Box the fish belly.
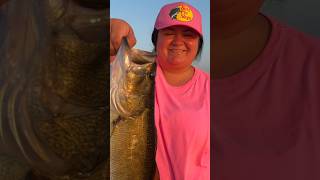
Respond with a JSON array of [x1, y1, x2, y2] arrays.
[[111, 109, 155, 180]]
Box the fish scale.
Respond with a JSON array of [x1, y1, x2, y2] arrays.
[[0, 155, 30, 180]]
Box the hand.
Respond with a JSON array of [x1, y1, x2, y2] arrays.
[[153, 166, 160, 180], [110, 18, 136, 62]]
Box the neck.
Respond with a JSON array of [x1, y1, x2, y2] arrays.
[[161, 66, 195, 86], [213, 14, 271, 79]]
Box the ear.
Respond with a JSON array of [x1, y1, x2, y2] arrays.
[[196, 37, 203, 56]]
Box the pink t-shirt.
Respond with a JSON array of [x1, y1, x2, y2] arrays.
[[213, 15, 320, 180], [155, 65, 210, 180]]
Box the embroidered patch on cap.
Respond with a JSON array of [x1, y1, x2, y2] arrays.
[[169, 4, 193, 22]]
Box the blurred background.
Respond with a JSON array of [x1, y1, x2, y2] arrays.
[[262, 0, 320, 37]]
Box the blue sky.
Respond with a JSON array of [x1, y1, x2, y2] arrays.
[[110, 0, 210, 73]]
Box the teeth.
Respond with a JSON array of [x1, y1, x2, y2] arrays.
[[170, 49, 185, 54]]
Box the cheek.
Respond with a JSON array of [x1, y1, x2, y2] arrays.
[[188, 41, 200, 56], [156, 38, 170, 57], [156, 40, 162, 53]]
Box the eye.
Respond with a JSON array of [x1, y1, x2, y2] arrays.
[[183, 32, 198, 38], [163, 31, 175, 36]]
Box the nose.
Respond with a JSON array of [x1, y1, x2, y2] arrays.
[[172, 33, 184, 45]]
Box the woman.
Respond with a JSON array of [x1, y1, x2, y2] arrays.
[[111, 2, 210, 180], [112, 0, 320, 180]]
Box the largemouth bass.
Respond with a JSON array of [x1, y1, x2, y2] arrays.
[[110, 40, 157, 180], [0, 0, 108, 179]]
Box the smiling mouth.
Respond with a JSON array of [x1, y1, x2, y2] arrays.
[[169, 49, 187, 55]]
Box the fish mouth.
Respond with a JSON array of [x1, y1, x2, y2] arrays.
[[64, 2, 108, 43], [47, 0, 108, 43], [70, 14, 108, 43], [122, 49, 156, 78], [130, 49, 156, 65]]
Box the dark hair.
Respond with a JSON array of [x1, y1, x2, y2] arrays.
[[151, 28, 203, 59]]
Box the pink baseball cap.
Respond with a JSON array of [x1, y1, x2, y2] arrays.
[[154, 2, 203, 36]]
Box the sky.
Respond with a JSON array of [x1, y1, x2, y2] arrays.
[[110, 0, 210, 73]]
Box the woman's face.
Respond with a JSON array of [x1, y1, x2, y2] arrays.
[[156, 25, 200, 72]]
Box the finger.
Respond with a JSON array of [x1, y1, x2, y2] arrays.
[[127, 27, 136, 48], [110, 37, 121, 54], [110, 56, 116, 63], [109, 25, 123, 55], [110, 39, 117, 56]]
